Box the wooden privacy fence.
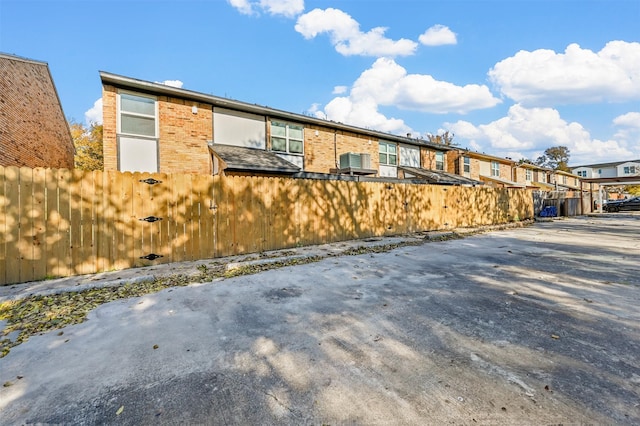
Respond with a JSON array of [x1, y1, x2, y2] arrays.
[[0, 166, 534, 285]]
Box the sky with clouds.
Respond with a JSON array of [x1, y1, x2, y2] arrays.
[[1, 0, 638, 166]]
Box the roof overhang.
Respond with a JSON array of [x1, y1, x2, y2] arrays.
[[400, 166, 483, 186], [479, 175, 525, 188], [210, 144, 301, 174], [100, 71, 454, 151], [580, 176, 640, 185]]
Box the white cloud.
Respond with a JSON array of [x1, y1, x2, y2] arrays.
[[613, 111, 640, 128], [418, 25, 457, 46], [228, 0, 254, 15], [84, 98, 102, 125], [259, 0, 304, 18], [332, 85, 348, 95], [446, 104, 636, 164], [228, 0, 304, 17], [314, 58, 499, 135], [324, 96, 411, 134], [489, 41, 640, 106], [295, 8, 417, 57], [350, 58, 500, 114], [156, 79, 184, 88], [613, 112, 640, 148]]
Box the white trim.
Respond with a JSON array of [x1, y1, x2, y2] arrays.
[[117, 90, 158, 138]]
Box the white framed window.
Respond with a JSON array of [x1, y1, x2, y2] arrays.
[[491, 161, 500, 177], [624, 166, 636, 174], [525, 169, 532, 181], [117, 91, 158, 172], [379, 142, 397, 166], [562, 175, 567, 184], [463, 156, 470, 174], [271, 121, 304, 155], [435, 151, 444, 171], [118, 92, 157, 138]]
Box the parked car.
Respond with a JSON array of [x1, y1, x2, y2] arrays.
[[603, 196, 640, 212]]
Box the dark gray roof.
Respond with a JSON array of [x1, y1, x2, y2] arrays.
[[400, 167, 483, 186], [211, 144, 301, 174], [100, 71, 455, 152], [571, 159, 640, 169]]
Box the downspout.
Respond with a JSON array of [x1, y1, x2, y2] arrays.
[[334, 130, 338, 168]]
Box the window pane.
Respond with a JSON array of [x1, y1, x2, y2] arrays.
[[121, 114, 155, 137], [389, 154, 397, 165], [436, 162, 444, 171], [272, 137, 286, 152], [379, 143, 388, 154], [436, 152, 443, 161], [289, 140, 303, 154], [388, 144, 397, 154], [289, 125, 303, 140], [121, 93, 155, 116], [271, 122, 286, 137], [379, 153, 387, 164]]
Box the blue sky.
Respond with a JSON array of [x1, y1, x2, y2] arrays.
[[1, 0, 639, 166]]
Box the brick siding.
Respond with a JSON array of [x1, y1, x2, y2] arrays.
[[0, 55, 74, 168]]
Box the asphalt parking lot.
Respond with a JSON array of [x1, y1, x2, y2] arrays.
[[1, 214, 639, 425]]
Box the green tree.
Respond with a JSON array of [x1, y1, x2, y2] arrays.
[[427, 131, 456, 146], [71, 121, 103, 170], [535, 146, 570, 171], [625, 185, 640, 196]]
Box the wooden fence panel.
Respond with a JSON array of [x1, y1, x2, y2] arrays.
[[32, 168, 47, 280], [0, 166, 535, 285]]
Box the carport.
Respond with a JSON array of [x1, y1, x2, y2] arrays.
[[580, 176, 640, 212]]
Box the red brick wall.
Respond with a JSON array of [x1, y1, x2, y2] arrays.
[[420, 147, 448, 172], [158, 96, 212, 174], [102, 86, 213, 174], [102, 85, 118, 171], [303, 125, 379, 173], [0, 55, 74, 168]]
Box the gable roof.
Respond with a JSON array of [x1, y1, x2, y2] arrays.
[[211, 144, 301, 174], [100, 71, 452, 152]]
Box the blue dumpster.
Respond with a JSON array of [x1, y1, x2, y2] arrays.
[[539, 206, 557, 217]]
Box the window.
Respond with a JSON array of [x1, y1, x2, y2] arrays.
[[379, 142, 397, 166], [119, 93, 157, 137], [525, 169, 532, 181], [577, 170, 587, 177], [562, 175, 567, 184], [118, 92, 158, 172], [435, 152, 444, 171], [463, 156, 470, 174], [491, 161, 500, 177], [271, 121, 303, 154], [624, 166, 636, 174]]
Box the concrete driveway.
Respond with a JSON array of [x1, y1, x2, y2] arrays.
[[1, 215, 639, 425]]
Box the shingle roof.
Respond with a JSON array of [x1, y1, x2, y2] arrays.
[[479, 175, 526, 188], [211, 144, 301, 174], [400, 166, 483, 186]]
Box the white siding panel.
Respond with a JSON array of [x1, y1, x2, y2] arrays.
[[379, 165, 398, 178], [119, 137, 158, 172], [479, 160, 490, 176], [213, 107, 266, 149], [276, 153, 303, 170], [399, 145, 420, 167]]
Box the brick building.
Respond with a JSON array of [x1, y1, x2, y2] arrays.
[[100, 71, 479, 185], [0, 53, 74, 168]]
